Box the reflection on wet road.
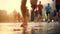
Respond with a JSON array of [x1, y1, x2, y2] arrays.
[[0, 22, 60, 34]]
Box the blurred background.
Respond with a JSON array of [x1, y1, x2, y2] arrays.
[[0, 0, 60, 34]]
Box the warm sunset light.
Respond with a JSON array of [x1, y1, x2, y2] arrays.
[[0, 0, 52, 15], [0, 0, 21, 14], [0, 0, 59, 34]]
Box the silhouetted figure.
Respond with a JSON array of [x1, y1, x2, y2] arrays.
[[56, 0, 60, 19], [53, 9, 58, 21]]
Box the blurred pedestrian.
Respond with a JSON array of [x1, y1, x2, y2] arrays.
[[45, 3, 51, 22], [53, 9, 58, 21], [37, 1, 43, 22]]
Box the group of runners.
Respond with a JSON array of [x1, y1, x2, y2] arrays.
[[32, 1, 58, 22]]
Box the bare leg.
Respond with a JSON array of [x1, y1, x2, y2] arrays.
[[30, 0, 38, 21], [37, 14, 42, 22], [47, 14, 50, 22], [21, 0, 27, 34], [21, 0, 38, 34]]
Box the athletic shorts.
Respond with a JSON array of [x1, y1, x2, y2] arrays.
[[38, 11, 42, 16], [46, 12, 50, 16], [34, 11, 38, 17], [53, 11, 57, 17]]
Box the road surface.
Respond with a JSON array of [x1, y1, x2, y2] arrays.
[[0, 22, 60, 34]]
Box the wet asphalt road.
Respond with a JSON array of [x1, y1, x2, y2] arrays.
[[0, 22, 60, 34]]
